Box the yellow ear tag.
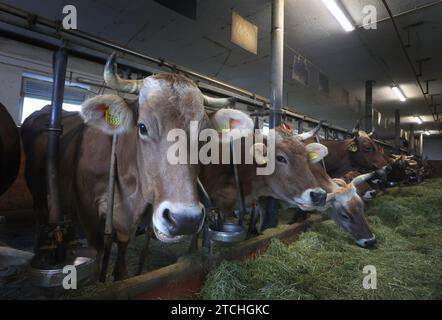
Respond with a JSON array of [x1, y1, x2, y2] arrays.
[[348, 142, 358, 153], [309, 152, 318, 162], [105, 109, 121, 127]]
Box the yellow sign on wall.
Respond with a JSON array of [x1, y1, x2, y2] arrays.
[[231, 11, 258, 55]]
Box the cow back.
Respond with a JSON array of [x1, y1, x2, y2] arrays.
[[0, 103, 20, 196]]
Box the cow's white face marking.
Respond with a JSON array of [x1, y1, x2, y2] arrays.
[[293, 188, 324, 210], [356, 235, 376, 248], [139, 77, 200, 104], [152, 201, 205, 243], [362, 189, 376, 201]]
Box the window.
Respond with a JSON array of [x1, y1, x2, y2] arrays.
[[21, 97, 81, 124], [20, 77, 88, 124], [262, 122, 269, 136]]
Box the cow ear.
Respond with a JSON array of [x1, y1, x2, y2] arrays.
[[81, 95, 135, 135], [211, 108, 254, 133], [305, 143, 328, 163], [348, 140, 358, 153]]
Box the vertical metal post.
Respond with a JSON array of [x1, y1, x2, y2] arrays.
[[263, 0, 284, 230], [409, 125, 415, 154], [394, 109, 401, 151], [100, 133, 118, 282], [269, 0, 284, 129], [419, 133, 424, 157], [365, 80, 374, 133], [297, 119, 304, 134], [47, 43, 68, 225]]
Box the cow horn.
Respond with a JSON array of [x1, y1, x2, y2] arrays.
[[203, 95, 237, 108], [251, 143, 268, 165], [358, 130, 370, 139], [368, 129, 375, 137], [408, 160, 418, 166], [104, 52, 143, 94], [350, 172, 376, 187], [297, 120, 324, 141], [325, 179, 352, 204], [351, 121, 360, 136]]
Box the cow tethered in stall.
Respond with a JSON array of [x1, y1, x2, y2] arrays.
[[27, 44, 97, 287], [0, 2, 428, 294]]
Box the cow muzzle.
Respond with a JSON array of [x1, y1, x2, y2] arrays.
[[356, 235, 377, 249], [294, 188, 327, 210], [153, 201, 205, 242]]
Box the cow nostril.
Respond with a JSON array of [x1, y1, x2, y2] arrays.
[[365, 238, 377, 247], [310, 190, 326, 205], [357, 237, 377, 248], [163, 208, 174, 225]]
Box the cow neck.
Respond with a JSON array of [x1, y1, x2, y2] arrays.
[[237, 162, 269, 203], [114, 129, 149, 214], [321, 139, 353, 177]]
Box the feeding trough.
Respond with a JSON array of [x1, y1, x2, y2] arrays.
[[29, 244, 97, 288], [204, 222, 246, 256]]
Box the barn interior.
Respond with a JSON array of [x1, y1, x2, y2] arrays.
[[0, 0, 441, 300]]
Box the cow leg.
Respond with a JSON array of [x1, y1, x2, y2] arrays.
[[113, 240, 129, 281]]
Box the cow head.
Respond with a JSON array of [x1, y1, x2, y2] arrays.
[[326, 177, 374, 248], [268, 129, 329, 209], [347, 130, 388, 171], [210, 110, 329, 208], [80, 53, 234, 243], [323, 167, 389, 248]]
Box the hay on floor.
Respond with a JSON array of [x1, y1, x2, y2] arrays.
[[200, 178, 442, 300]]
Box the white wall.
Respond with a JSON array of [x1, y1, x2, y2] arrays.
[[0, 37, 106, 124], [423, 137, 442, 160]]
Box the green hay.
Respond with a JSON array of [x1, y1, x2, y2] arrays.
[[200, 178, 442, 300]]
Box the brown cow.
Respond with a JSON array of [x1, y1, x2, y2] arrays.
[[21, 53, 235, 280], [0, 103, 20, 197], [200, 110, 329, 215], [313, 130, 389, 178], [341, 171, 378, 201], [305, 164, 381, 248]]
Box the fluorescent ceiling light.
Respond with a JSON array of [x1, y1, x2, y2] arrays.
[[391, 86, 407, 102], [424, 130, 431, 136], [322, 0, 354, 32], [414, 116, 423, 124]]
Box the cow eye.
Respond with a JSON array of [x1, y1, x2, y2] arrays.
[[276, 155, 288, 164], [138, 123, 148, 136]]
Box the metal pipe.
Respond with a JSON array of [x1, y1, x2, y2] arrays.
[[0, 2, 269, 106], [46, 43, 67, 225], [100, 133, 118, 282], [230, 139, 246, 226], [264, 0, 284, 231], [0, 3, 413, 146], [0, 6, 356, 138], [269, 0, 284, 129], [394, 109, 401, 151], [298, 119, 304, 134], [365, 80, 374, 133], [381, 0, 440, 128], [409, 126, 415, 154], [358, 0, 442, 29], [419, 133, 424, 156]]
